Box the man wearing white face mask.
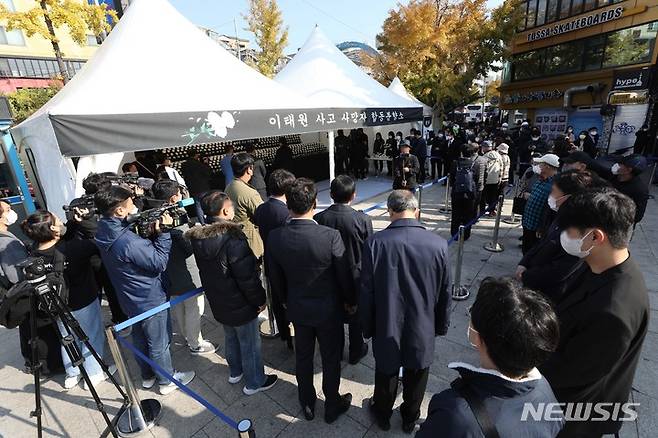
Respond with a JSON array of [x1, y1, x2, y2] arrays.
[[0, 200, 24, 288], [516, 170, 606, 300], [610, 154, 649, 225], [540, 188, 649, 438], [521, 154, 559, 254]]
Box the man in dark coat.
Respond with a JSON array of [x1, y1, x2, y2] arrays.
[[267, 178, 354, 424], [186, 190, 278, 396], [417, 278, 563, 438], [334, 130, 350, 175], [413, 129, 428, 183], [273, 136, 294, 172], [254, 169, 296, 349], [181, 148, 213, 224], [314, 175, 373, 365], [540, 188, 649, 437], [611, 154, 649, 225], [392, 141, 420, 190], [360, 190, 451, 433]]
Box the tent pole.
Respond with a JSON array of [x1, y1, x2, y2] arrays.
[[327, 130, 335, 182]]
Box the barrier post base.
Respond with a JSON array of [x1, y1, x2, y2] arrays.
[[483, 242, 504, 253], [259, 319, 279, 339], [237, 418, 256, 437], [451, 285, 470, 301], [117, 399, 162, 437], [503, 215, 518, 225]]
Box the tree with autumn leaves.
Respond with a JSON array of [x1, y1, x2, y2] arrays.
[[366, 0, 523, 120], [0, 0, 117, 83], [244, 0, 288, 78]]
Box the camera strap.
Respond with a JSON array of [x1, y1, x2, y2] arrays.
[[450, 377, 501, 438]]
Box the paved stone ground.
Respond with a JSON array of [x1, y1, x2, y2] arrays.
[[1, 181, 657, 438]]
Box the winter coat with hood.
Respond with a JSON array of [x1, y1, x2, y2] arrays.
[[185, 218, 265, 327], [95, 216, 171, 317]]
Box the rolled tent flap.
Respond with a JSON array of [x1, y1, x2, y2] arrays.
[[49, 107, 423, 156]]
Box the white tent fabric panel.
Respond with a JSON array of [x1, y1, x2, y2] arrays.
[[275, 27, 421, 109], [387, 77, 433, 116]]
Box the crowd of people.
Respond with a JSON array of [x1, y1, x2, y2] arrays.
[[0, 119, 652, 437]]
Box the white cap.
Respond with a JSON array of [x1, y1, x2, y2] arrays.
[[497, 143, 509, 154], [521, 121, 529, 126], [535, 153, 560, 168], [501, 123, 509, 128]]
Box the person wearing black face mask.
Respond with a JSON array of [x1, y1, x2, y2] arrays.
[[392, 141, 420, 190]]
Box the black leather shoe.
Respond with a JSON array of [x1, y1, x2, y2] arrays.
[[368, 400, 390, 431], [325, 393, 352, 424], [402, 421, 416, 434], [348, 344, 368, 365], [302, 405, 315, 421]]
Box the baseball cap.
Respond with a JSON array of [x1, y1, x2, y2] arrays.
[[501, 123, 509, 129], [535, 153, 560, 168], [561, 151, 592, 165], [521, 121, 529, 127], [497, 143, 509, 154], [620, 154, 648, 173]]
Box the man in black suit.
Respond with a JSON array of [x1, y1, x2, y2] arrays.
[[540, 188, 649, 438], [267, 178, 354, 424], [254, 169, 296, 349], [360, 190, 451, 434], [392, 141, 420, 191], [314, 175, 373, 365]]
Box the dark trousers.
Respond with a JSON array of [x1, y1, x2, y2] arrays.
[[430, 157, 442, 180], [342, 313, 365, 360], [451, 196, 476, 240], [418, 157, 427, 182], [336, 154, 348, 175], [294, 319, 344, 413], [95, 264, 127, 324], [193, 194, 206, 225], [482, 183, 500, 213], [372, 367, 429, 424], [522, 228, 540, 255]]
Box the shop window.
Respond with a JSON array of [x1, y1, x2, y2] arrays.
[[546, 0, 559, 23], [513, 50, 545, 81], [603, 23, 657, 68], [0, 26, 25, 46], [559, 0, 571, 19], [536, 0, 547, 26], [583, 0, 597, 12], [571, 0, 583, 15], [582, 35, 605, 71], [526, 0, 537, 29], [545, 40, 583, 75]]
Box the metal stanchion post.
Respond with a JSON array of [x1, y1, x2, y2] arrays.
[[451, 225, 470, 301], [258, 263, 279, 338], [439, 178, 451, 213], [237, 419, 256, 437], [106, 327, 162, 437], [503, 182, 519, 224], [648, 162, 657, 200], [417, 185, 423, 221], [484, 195, 505, 252]]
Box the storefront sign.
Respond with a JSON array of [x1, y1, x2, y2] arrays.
[[526, 6, 623, 42], [608, 90, 649, 105], [503, 89, 564, 105], [611, 68, 650, 91], [534, 109, 569, 142]]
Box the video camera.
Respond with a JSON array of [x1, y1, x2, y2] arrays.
[[63, 194, 97, 221], [105, 174, 140, 186], [126, 198, 194, 239]]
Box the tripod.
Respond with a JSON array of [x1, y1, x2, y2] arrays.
[[26, 276, 129, 438]]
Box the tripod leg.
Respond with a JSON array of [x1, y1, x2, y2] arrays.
[[28, 293, 43, 438]]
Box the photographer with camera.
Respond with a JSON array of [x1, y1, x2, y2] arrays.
[[21, 210, 115, 390], [67, 173, 128, 329], [151, 180, 216, 355], [94, 185, 195, 395]]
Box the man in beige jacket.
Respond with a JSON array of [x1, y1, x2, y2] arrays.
[[225, 152, 265, 258]]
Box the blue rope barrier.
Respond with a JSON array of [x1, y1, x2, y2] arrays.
[[113, 288, 203, 332], [115, 335, 239, 430]]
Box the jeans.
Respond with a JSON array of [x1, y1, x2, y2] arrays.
[[172, 294, 205, 349], [132, 309, 174, 385], [223, 318, 265, 390], [56, 299, 105, 378], [193, 194, 206, 225]]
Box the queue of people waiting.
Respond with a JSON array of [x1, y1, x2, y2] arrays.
[[0, 136, 651, 437]]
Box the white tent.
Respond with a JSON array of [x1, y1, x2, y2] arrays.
[[275, 27, 422, 112], [9, 0, 361, 216], [388, 77, 433, 117]]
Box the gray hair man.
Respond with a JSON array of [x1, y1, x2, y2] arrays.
[[360, 190, 451, 433]]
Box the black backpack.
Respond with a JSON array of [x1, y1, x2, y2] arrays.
[[454, 161, 476, 197]]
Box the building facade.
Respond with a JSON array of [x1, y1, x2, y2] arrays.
[[0, 0, 102, 93], [499, 0, 658, 154]]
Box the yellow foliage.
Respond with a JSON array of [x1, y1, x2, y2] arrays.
[[368, 0, 523, 115], [244, 0, 288, 78]]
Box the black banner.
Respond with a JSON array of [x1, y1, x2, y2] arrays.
[[611, 68, 650, 92], [50, 107, 423, 157]]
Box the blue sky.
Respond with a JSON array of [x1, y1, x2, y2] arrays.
[[169, 0, 505, 54]]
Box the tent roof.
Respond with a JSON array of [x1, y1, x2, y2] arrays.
[[17, 0, 313, 123], [388, 77, 432, 115], [275, 27, 421, 109]]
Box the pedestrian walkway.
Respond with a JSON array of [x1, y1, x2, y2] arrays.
[[0, 182, 656, 437]]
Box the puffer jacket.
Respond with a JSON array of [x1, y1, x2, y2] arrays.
[[95, 217, 171, 317], [185, 218, 265, 327]]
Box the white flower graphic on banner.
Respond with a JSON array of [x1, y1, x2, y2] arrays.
[[207, 111, 235, 138]]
